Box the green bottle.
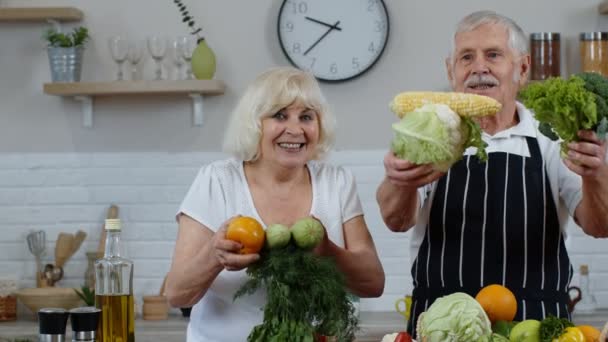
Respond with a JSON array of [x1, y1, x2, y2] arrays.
[[191, 39, 216, 80]]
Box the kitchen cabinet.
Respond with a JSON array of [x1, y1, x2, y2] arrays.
[[43, 80, 227, 128]]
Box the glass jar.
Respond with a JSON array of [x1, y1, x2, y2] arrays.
[[580, 32, 608, 76], [530, 33, 561, 80]]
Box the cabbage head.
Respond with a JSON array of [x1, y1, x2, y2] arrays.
[[391, 104, 487, 172]]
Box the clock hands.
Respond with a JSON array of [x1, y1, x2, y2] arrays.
[[304, 20, 341, 56], [305, 16, 342, 31]]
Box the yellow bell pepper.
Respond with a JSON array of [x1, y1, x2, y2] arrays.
[[552, 327, 586, 342]]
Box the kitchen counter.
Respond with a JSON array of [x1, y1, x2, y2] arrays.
[[0, 311, 605, 341]]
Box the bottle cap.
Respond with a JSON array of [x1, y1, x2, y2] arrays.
[[38, 307, 70, 335], [580, 264, 589, 275], [105, 218, 121, 231], [70, 306, 101, 333]]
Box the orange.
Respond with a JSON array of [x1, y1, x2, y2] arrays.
[[475, 284, 517, 323], [577, 325, 600, 342], [226, 216, 265, 254]]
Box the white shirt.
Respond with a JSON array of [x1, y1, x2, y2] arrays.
[[410, 103, 583, 260], [177, 158, 363, 342]]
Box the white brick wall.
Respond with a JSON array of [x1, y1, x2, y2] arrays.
[[1, 151, 607, 314]]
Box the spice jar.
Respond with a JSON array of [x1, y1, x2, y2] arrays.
[[530, 33, 561, 80], [580, 32, 608, 76]]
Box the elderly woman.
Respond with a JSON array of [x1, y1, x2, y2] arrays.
[[165, 67, 385, 342]]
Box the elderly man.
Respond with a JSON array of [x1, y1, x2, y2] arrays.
[[377, 10, 608, 334]]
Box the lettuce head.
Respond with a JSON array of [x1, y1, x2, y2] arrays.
[[391, 103, 487, 172], [418, 292, 492, 342]]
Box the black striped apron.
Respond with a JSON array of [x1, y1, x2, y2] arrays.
[[408, 136, 573, 335]]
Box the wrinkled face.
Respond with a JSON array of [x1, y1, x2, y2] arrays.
[[447, 23, 529, 106], [258, 102, 320, 168]]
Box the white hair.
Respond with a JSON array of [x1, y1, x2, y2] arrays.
[[448, 10, 528, 64], [222, 67, 336, 162]]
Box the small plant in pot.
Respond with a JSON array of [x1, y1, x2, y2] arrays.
[[43, 26, 90, 82]]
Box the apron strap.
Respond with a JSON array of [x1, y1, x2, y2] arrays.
[[412, 286, 570, 304]]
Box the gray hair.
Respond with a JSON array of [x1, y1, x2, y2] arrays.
[[449, 10, 528, 63], [222, 66, 336, 162]]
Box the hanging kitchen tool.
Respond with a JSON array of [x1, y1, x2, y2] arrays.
[[26, 230, 46, 287], [97, 204, 119, 258]]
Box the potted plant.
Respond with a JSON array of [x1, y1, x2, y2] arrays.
[[43, 26, 90, 82], [172, 0, 216, 79]]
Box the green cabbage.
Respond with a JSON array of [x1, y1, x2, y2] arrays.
[[419, 292, 492, 342], [391, 104, 487, 172]]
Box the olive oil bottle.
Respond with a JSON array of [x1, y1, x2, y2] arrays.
[[95, 218, 135, 342]]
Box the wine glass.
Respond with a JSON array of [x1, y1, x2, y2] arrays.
[[171, 37, 186, 80], [147, 36, 167, 80], [179, 36, 198, 80], [127, 40, 143, 81], [108, 36, 129, 81]]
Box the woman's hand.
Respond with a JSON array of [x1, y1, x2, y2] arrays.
[[564, 130, 607, 179], [212, 217, 260, 271]]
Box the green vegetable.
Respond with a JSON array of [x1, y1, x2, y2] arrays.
[[492, 333, 510, 342], [519, 76, 598, 155], [510, 320, 541, 342], [418, 292, 493, 342], [391, 103, 487, 172], [234, 241, 358, 341], [265, 223, 291, 249], [290, 217, 324, 250], [538, 315, 574, 342], [577, 72, 608, 140], [493, 320, 517, 338]]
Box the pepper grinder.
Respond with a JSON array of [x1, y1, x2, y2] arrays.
[[70, 307, 101, 342], [38, 308, 70, 342]]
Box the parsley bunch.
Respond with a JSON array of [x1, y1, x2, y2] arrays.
[[234, 242, 359, 342]]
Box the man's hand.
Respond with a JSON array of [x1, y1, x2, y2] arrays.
[[564, 130, 607, 179], [384, 151, 445, 188]]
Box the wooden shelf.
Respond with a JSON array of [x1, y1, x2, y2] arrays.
[[600, 1, 608, 14], [43, 80, 227, 128], [43, 80, 226, 96], [0, 7, 83, 22]]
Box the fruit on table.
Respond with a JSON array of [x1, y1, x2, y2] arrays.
[[226, 216, 265, 254], [475, 284, 517, 323], [394, 331, 413, 342], [576, 325, 600, 342], [510, 319, 541, 342], [553, 327, 585, 342]]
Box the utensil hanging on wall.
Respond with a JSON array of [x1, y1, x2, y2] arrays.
[[26, 230, 46, 287]]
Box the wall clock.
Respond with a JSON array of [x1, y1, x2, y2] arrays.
[[277, 0, 390, 82]]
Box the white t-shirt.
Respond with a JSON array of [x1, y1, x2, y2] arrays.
[[178, 158, 364, 342], [410, 102, 583, 259]]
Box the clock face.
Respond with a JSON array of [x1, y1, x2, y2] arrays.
[[277, 0, 389, 82]]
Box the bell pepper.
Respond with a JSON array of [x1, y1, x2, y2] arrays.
[[552, 327, 585, 342]]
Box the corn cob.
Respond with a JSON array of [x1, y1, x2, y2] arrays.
[[390, 91, 502, 118]]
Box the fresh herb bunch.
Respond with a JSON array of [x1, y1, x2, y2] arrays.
[[539, 315, 574, 342], [74, 285, 95, 306], [234, 242, 359, 342], [172, 0, 204, 42], [43, 26, 89, 48]]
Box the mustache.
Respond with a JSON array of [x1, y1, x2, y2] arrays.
[[464, 74, 499, 87]]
